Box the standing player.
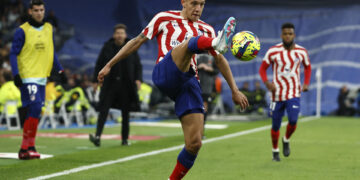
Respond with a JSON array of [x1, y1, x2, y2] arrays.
[[10, 0, 64, 160], [259, 23, 311, 161], [97, 0, 249, 179]]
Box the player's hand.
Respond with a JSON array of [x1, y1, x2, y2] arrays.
[[97, 64, 111, 85], [232, 90, 249, 110], [135, 80, 141, 90], [14, 74, 23, 88], [265, 81, 276, 92], [92, 83, 98, 91], [58, 70, 67, 84], [302, 84, 309, 92]]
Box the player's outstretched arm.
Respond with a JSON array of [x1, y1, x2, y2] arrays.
[[97, 33, 148, 83], [214, 54, 249, 110]]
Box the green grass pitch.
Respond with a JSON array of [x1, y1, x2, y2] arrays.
[[0, 116, 359, 179]]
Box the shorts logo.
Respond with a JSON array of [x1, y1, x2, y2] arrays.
[[292, 105, 299, 109], [30, 95, 36, 101]]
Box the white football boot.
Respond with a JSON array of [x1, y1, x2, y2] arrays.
[[212, 17, 236, 54]]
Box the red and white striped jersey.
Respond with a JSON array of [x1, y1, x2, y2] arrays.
[[263, 43, 311, 101], [141, 10, 217, 76]]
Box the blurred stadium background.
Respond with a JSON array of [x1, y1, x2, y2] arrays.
[[46, 0, 360, 115]]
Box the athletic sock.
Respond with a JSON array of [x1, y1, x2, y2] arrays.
[[21, 117, 31, 150], [187, 36, 214, 53], [285, 124, 297, 140], [271, 129, 280, 149], [169, 148, 197, 180], [27, 117, 39, 148]]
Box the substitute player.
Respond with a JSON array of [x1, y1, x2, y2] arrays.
[[97, 0, 249, 179], [259, 23, 311, 161], [10, 0, 64, 160]]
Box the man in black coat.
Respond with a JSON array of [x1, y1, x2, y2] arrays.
[[89, 24, 142, 146]]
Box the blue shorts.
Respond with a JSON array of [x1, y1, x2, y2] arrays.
[[270, 97, 300, 130], [152, 50, 204, 118], [20, 83, 45, 107]]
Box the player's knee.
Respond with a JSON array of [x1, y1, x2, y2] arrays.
[[187, 36, 203, 54], [288, 120, 297, 126], [271, 126, 280, 132], [186, 139, 202, 154]]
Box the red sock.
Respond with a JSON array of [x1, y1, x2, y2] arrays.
[[169, 160, 189, 180], [285, 124, 297, 139], [21, 118, 31, 150], [27, 117, 39, 148], [271, 129, 280, 149], [197, 36, 214, 50]]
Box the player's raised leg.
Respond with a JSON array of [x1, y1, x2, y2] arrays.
[[169, 113, 204, 180], [171, 17, 236, 72], [283, 98, 300, 157]]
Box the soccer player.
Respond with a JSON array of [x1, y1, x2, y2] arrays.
[[97, 0, 249, 179], [10, 0, 64, 160], [259, 23, 311, 161]]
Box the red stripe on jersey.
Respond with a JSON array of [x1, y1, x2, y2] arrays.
[[202, 26, 213, 37], [274, 63, 283, 101], [294, 52, 301, 93], [288, 51, 295, 70], [280, 51, 286, 72], [291, 76, 296, 98], [165, 11, 181, 16], [192, 56, 199, 80], [281, 76, 290, 100], [296, 53, 302, 93], [176, 19, 187, 42], [143, 28, 149, 37], [165, 22, 175, 51], [271, 63, 275, 101], [198, 24, 206, 36], [156, 31, 164, 64], [188, 21, 198, 36], [146, 16, 177, 40]]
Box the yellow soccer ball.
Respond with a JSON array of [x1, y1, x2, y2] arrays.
[[230, 31, 260, 61]]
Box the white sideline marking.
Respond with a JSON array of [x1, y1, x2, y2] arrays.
[[0, 153, 53, 159], [132, 122, 228, 129], [28, 116, 318, 180]]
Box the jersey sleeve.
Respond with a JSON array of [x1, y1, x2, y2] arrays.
[[9, 28, 25, 76], [53, 53, 63, 72], [141, 12, 166, 40], [302, 49, 311, 85], [302, 49, 311, 67], [262, 49, 272, 65]]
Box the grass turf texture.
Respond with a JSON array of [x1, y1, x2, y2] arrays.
[[0, 117, 359, 179]]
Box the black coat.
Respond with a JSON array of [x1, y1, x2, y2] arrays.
[[93, 38, 142, 111]]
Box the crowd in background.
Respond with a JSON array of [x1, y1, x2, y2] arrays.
[[333, 85, 360, 116], [235, 81, 267, 115]]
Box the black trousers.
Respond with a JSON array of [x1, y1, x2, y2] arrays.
[[95, 107, 129, 141]]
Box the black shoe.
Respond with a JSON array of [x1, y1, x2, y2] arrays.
[[282, 137, 290, 157], [18, 149, 30, 160], [89, 134, 100, 147], [272, 151, 280, 162], [121, 140, 130, 146]]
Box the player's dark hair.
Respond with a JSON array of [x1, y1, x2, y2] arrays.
[[282, 23, 295, 30], [114, 24, 127, 32], [29, 0, 45, 8]]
